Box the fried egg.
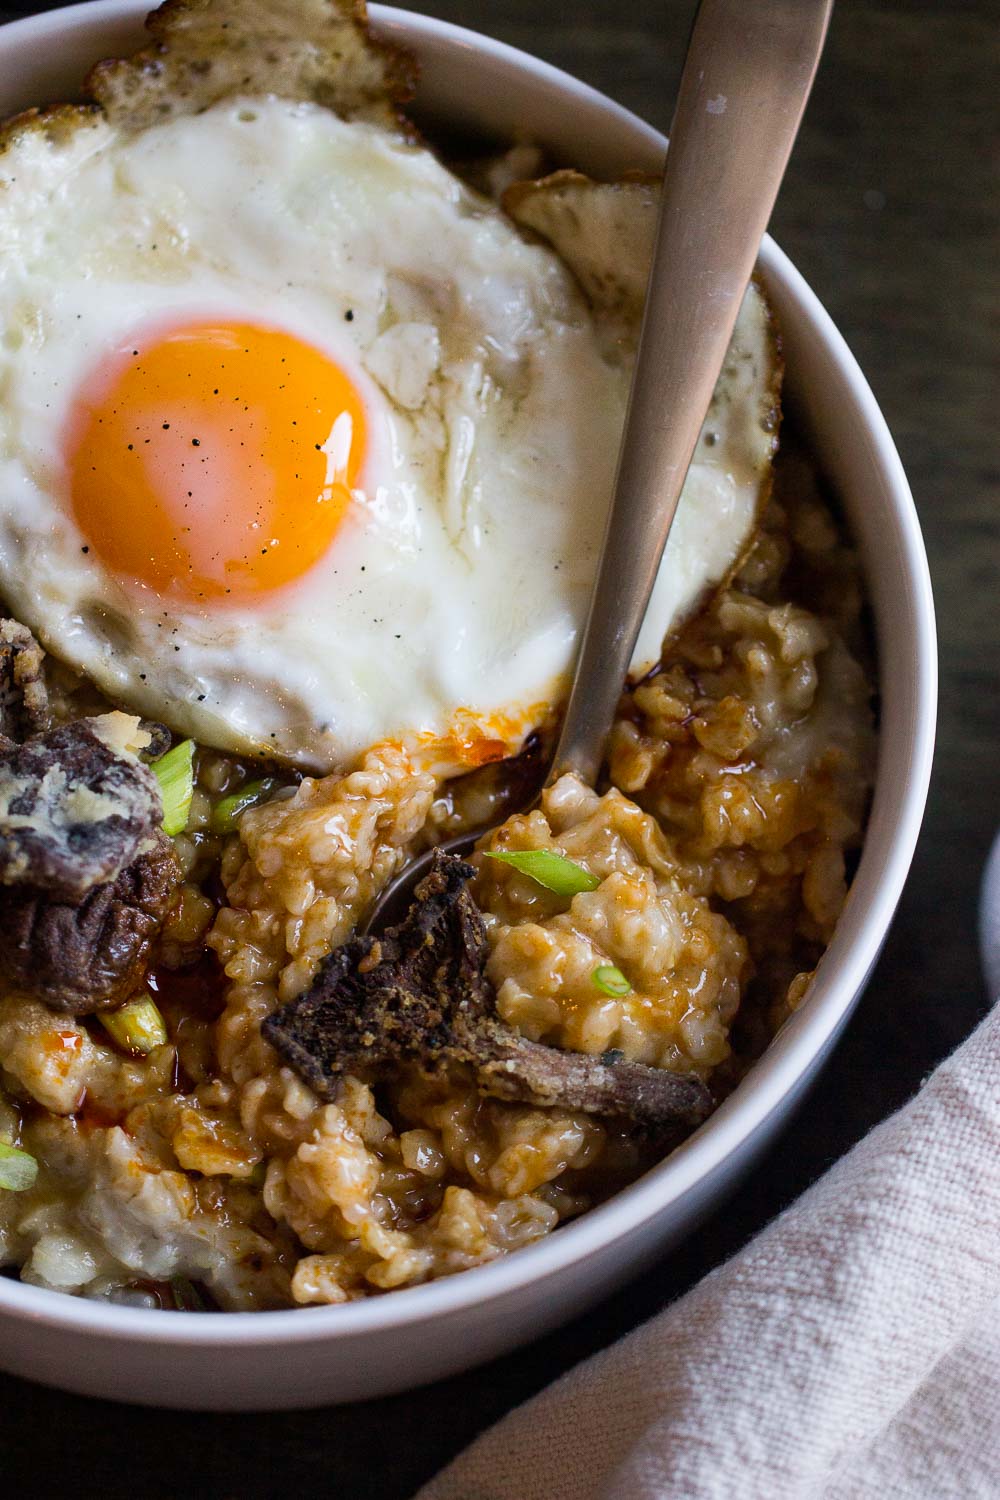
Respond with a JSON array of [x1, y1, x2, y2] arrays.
[[0, 97, 777, 773]]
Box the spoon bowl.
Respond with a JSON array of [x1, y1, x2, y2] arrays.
[[364, 829, 480, 933]]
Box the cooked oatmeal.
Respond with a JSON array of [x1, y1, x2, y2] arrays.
[[0, 442, 875, 1308], [0, 0, 879, 1316]]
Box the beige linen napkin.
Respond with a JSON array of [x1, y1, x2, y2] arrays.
[[418, 835, 1000, 1500]]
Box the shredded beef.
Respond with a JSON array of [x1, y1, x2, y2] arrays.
[[263, 851, 713, 1129], [0, 830, 180, 1013], [0, 712, 181, 1013], [0, 717, 163, 901]]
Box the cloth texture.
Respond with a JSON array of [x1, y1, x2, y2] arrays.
[[418, 835, 1000, 1500]]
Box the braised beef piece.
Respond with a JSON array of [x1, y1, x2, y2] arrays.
[[0, 713, 181, 1014], [0, 718, 164, 901], [263, 851, 713, 1129], [0, 619, 49, 741], [0, 831, 180, 1013]]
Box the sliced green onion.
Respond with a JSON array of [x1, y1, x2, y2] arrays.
[[0, 1140, 38, 1192], [170, 1276, 208, 1312], [484, 848, 600, 896], [151, 739, 195, 836], [100, 995, 168, 1056], [592, 964, 632, 997], [211, 777, 278, 834]]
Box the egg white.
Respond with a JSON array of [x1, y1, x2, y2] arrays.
[[0, 98, 773, 772]]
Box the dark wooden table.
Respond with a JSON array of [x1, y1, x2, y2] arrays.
[[3, 2, 996, 1495]]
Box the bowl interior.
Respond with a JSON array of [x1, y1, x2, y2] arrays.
[[0, 0, 935, 1348]]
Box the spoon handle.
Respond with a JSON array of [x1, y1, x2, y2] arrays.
[[548, 0, 834, 788]]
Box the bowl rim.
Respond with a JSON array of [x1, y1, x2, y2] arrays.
[[0, 0, 936, 1348]]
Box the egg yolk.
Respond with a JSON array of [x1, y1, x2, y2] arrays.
[[67, 321, 367, 605]]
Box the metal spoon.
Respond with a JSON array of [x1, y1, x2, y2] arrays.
[[365, 0, 833, 935]]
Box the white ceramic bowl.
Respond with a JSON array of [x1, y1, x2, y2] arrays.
[[0, 1, 935, 1410]]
